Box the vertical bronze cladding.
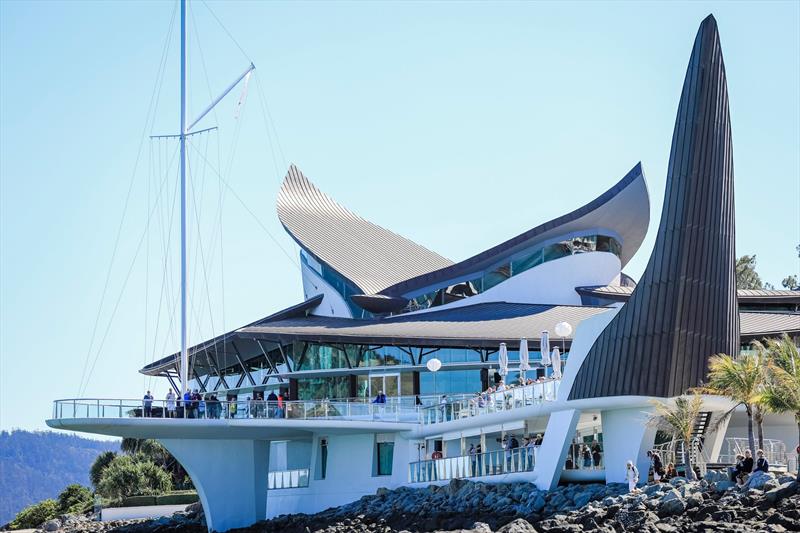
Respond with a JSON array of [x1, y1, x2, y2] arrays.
[[569, 15, 739, 400]]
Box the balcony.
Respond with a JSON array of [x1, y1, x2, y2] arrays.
[[419, 379, 560, 425], [409, 448, 535, 483]]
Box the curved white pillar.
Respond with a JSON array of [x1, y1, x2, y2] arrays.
[[161, 439, 269, 532]]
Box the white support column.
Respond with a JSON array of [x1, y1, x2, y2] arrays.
[[601, 407, 656, 484], [161, 439, 268, 532], [701, 412, 731, 462], [534, 408, 581, 490]]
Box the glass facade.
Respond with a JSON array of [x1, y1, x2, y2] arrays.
[[297, 376, 350, 400], [300, 251, 374, 319], [405, 234, 622, 312]]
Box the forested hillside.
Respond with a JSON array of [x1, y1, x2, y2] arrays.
[[0, 430, 119, 525]]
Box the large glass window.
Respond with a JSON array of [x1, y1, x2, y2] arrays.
[[297, 376, 350, 400], [402, 234, 622, 313], [376, 441, 394, 476]]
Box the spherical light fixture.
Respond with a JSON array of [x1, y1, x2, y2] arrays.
[[554, 321, 572, 338], [426, 358, 442, 372]]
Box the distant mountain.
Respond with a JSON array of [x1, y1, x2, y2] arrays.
[[0, 430, 119, 525]]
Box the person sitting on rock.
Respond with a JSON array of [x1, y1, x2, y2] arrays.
[[754, 449, 769, 473], [663, 463, 678, 481], [737, 450, 754, 486]]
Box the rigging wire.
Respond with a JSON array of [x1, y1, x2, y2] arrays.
[[79, 143, 181, 397], [187, 137, 302, 271], [199, 0, 253, 64], [76, 0, 178, 396]]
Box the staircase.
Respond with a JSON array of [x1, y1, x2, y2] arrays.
[[652, 411, 714, 476]]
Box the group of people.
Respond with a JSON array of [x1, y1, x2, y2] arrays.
[[646, 450, 679, 483], [729, 449, 770, 486], [564, 441, 603, 470], [143, 389, 287, 419]]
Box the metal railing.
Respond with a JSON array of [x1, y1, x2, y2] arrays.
[[408, 447, 535, 483], [717, 437, 788, 468], [419, 379, 560, 425], [51, 398, 421, 423], [268, 468, 309, 489]]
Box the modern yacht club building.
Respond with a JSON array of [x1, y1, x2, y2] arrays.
[[48, 16, 799, 532]]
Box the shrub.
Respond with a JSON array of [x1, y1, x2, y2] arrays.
[[8, 499, 58, 530], [90, 450, 117, 487], [96, 455, 171, 500], [57, 484, 93, 514]]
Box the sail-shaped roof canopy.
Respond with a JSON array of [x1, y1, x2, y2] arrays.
[[277, 162, 649, 301], [277, 165, 454, 296]]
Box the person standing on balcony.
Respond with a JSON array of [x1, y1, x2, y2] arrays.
[[183, 390, 192, 418], [276, 392, 285, 418], [373, 390, 387, 404], [469, 443, 477, 474], [198, 394, 206, 419], [267, 390, 278, 418], [142, 391, 153, 418], [591, 441, 602, 468], [165, 389, 176, 418]]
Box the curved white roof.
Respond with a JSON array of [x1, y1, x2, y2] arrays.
[[277, 165, 454, 295]]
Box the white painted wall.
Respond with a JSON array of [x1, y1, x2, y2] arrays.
[[266, 432, 415, 518], [600, 408, 656, 484], [300, 262, 353, 318], [534, 409, 581, 490]]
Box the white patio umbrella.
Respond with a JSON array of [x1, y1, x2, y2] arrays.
[[518, 338, 530, 381], [551, 346, 562, 379], [540, 330, 551, 366], [498, 343, 509, 377]]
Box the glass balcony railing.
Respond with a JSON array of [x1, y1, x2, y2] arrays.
[[50, 398, 421, 423], [418, 379, 560, 425], [408, 447, 536, 483], [268, 468, 309, 489]]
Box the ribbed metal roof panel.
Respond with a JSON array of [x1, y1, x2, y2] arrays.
[[277, 165, 454, 295]]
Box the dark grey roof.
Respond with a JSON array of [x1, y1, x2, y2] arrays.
[[571, 15, 740, 400], [575, 285, 800, 305], [238, 302, 611, 349], [277, 165, 454, 295], [740, 311, 800, 337], [140, 295, 324, 376], [380, 162, 650, 297]]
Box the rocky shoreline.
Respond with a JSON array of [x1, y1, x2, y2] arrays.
[[17, 471, 800, 533]]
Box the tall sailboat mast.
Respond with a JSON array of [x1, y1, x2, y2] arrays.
[[143, 0, 254, 397], [179, 0, 189, 395]]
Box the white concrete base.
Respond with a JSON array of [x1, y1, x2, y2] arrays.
[[161, 439, 269, 532], [534, 409, 581, 490], [100, 504, 187, 522], [601, 407, 655, 484]]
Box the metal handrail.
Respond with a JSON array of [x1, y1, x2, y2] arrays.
[[408, 447, 535, 483], [50, 398, 422, 423], [418, 379, 560, 425]]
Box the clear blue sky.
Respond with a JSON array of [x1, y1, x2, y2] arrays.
[[1, 1, 798, 431]]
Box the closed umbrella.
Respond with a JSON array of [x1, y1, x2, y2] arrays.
[[498, 343, 509, 377], [551, 347, 562, 379], [540, 331, 551, 367], [518, 338, 530, 381]]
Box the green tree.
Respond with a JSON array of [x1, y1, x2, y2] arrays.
[[758, 334, 800, 481], [56, 484, 93, 515], [96, 455, 172, 500], [649, 393, 703, 480], [698, 353, 763, 454], [781, 275, 798, 290], [8, 499, 58, 530], [736, 255, 763, 289], [89, 450, 117, 487]]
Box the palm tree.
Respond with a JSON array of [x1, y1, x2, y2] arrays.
[[649, 393, 703, 480], [698, 353, 762, 454], [758, 334, 800, 481], [748, 340, 775, 450]]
